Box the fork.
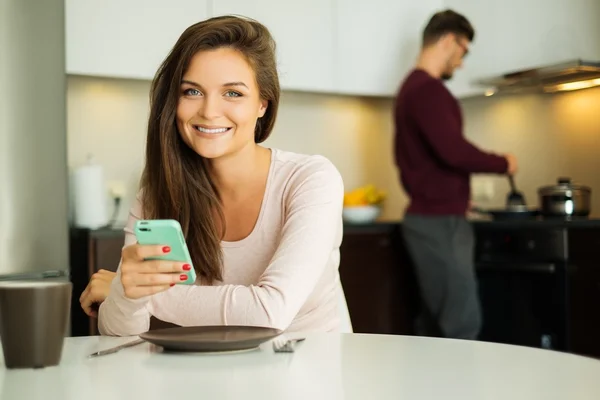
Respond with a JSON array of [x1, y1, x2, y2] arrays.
[[272, 337, 305, 353]]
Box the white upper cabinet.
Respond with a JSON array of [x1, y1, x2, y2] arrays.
[[66, 0, 600, 97], [210, 1, 336, 93], [496, 0, 600, 72], [335, 0, 444, 97], [66, 0, 209, 80], [448, 0, 600, 80]]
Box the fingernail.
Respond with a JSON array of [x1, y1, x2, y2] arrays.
[[180, 274, 187, 281], [182, 264, 191, 271], [162, 246, 171, 253], [170, 283, 175, 287]]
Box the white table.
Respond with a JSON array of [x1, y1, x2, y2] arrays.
[[1, 333, 600, 399]]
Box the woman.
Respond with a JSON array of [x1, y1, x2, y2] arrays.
[[83, 15, 345, 336]]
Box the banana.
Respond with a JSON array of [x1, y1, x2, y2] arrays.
[[343, 184, 386, 207]]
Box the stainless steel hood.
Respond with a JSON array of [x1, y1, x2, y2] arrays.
[[475, 59, 600, 94]]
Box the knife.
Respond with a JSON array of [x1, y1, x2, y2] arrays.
[[87, 338, 146, 358]]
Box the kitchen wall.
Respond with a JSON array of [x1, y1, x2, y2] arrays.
[[67, 75, 600, 224], [464, 86, 600, 216]]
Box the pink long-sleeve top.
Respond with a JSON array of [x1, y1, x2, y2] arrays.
[[98, 148, 345, 336]]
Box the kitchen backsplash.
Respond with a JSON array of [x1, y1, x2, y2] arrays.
[[67, 75, 600, 224]]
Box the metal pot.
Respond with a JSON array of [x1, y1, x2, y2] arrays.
[[537, 177, 591, 217]]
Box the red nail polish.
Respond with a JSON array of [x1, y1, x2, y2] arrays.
[[170, 283, 175, 287], [162, 246, 171, 253], [180, 274, 187, 281], [182, 264, 191, 271]]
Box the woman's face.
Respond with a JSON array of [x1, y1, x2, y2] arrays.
[[176, 47, 267, 160]]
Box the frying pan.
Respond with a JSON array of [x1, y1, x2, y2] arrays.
[[472, 175, 540, 220], [472, 205, 540, 220]]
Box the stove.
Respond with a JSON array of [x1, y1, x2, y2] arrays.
[[469, 216, 600, 357], [474, 224, 571, 351]]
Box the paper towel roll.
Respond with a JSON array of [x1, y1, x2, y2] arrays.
[[72, 156, 108, 229]]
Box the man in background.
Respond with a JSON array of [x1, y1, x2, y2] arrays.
[[393, 9, 518, 340]]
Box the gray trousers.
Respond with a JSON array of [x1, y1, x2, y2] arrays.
[[402, 214, 481, 340]]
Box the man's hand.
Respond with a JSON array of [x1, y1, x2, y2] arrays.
[[504, 153, 518, 175]]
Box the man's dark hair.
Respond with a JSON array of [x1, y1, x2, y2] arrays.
[[422, 9, 474, 47]]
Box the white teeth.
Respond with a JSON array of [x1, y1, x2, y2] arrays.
[[195, 126, 229, 134]]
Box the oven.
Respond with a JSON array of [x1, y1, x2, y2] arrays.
[[474, 226, 570, 351]]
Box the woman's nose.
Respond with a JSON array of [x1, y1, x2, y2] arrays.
[[197, 95, 221, 120]]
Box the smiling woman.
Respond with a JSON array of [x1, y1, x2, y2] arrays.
[[176, 48, 268, 161], [89, 15, 348, 336]]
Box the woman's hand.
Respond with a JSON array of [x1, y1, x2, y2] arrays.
[[120, 244, 191, 299], [80, 269, 117, 317]]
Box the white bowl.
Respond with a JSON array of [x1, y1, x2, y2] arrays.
[[342, 205, 381, 224]]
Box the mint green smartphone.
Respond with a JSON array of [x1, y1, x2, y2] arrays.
[[133, 219, 196, 285]]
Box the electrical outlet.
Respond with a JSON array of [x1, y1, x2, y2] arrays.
[[471, 178, 495, 201], [107, 180, 127, 199]]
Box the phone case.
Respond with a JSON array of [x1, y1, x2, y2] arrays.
[[133, 219, 197, 285]]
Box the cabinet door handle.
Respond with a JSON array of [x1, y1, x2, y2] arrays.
[[476, 262, 556, 273]]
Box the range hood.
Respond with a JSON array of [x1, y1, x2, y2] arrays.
[[475, 59, 600, 94]]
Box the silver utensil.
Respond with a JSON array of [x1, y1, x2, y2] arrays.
[[272, 337, 305, 353], [87, 338, 145, 358]]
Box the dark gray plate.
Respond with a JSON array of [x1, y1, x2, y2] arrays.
[[139, 325, 282, 352]]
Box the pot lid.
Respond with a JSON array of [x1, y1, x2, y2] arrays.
[[538, 177, 591, 195]]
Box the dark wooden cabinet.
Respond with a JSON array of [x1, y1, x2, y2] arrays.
[[339, 224, 418, 335], [93, 235, 125, 274], [567, 228, 600, 358], [70, 228, 125, 336]]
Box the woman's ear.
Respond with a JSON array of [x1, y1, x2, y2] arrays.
[[258, 99, 268, 118]]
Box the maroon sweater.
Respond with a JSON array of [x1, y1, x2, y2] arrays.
[[394, 69, 508, 215]]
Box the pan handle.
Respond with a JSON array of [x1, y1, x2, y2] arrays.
[[508, 175, 517, 192]]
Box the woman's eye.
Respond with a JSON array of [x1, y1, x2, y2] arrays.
[[224, 90, 241, 98], [183, 88, 201, 96]]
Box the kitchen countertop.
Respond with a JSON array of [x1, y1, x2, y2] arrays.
[[470, 217, 600, 229], [343, 220, 400, 234], [343, 216, 600, 232], [72, 216, 600, 238]]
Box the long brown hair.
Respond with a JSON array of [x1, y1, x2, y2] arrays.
[[140, 15, 280, 284]]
